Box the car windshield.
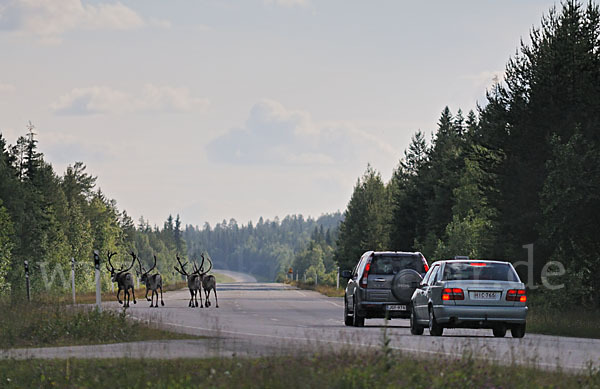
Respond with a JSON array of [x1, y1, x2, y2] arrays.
[[443, 262, 519, 281], [370, 255, 424, 275]]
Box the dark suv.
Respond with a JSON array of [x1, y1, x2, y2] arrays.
[[341, 251, 429, 327]]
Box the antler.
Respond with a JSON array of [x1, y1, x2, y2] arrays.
[[198, 253, 206, 273], [203, 253, 213, 274], [148, 255, 157, 273], [106, 251, 116, 271], [136, 254, 144, 276], [121, 252, 136, 273], [174, 254, 189, 276]]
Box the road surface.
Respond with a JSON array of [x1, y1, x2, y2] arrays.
[[3, 280, 600, 371]]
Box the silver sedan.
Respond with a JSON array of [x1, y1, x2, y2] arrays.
[[410, 259, 527, 338]]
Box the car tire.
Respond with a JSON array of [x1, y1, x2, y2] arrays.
[[352, 299, 365, 327], [511, 323, 526, 338], [410, 306, 424, 335], [391, 269, 423, 302], [493, 326, 507, 337], [344, 296, 353, 326], [428, 308, 443, 336]]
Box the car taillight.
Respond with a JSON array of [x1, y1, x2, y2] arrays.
[[360, 262, 371, 288], [421, 255, 429, 273], [507, 289, 526, 302], [442, 288, 464, 301]]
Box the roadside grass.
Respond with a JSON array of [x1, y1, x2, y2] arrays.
[[0, 300, 199, 349], [285, 280, 344, 297], [213, 272, 235, 283], [1, 350, 599, 388], [526, 295, 600, 339]]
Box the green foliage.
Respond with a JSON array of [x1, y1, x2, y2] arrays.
[[185, 213, 341, 281], [0, 125, 190, 297], [0, 202, 13, 293], [335, 166, 391, 270], [334, 0, 600, 308]]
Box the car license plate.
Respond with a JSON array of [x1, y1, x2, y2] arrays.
[[386, 305, 407, 311], [470, 291, 500, 300]]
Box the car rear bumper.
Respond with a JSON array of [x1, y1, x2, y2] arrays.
[[358, 301, 411, 319], [433, 304, 528, 326]]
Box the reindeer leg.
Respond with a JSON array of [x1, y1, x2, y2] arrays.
[[145, 288, 150, 302], [214, 287, 219, 308], [124, 289, 129, 308], [131, 285, 137, 304], [204, 288, 210, 307], [160, 285, 165, 306], [117, 286, 123, 305], [195, 289, 200, 307], [189, 289, 194, 308], [152, 290, 157, 308]]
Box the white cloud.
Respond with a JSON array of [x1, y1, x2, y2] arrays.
[[207, 99, 395, 167], [0, 83, 16, 93], [463, 70, 506, 91], [0, 0, 149, 43], [52, 85, 210, 115]]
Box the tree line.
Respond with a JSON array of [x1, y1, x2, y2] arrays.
[[183, 212, 342, 282], [335, 0, 600, 306], [0, 126, 188, 298]]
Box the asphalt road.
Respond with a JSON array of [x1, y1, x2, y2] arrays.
[[4, 276, 600, 371]]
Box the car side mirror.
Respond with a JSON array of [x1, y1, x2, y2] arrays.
[[340, 270, 352, 279]]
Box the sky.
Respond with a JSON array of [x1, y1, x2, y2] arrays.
[[0, 0, 560, 228]]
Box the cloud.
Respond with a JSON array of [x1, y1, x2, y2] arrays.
[[0, 83, 15, 93], [0, 0, 151, 43], [207, 99, 395, 167], [52, 85, 210, 115], [463, 70, 506, 91]]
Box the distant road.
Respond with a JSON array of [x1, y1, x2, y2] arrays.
[[5, 282, 600, 370], [212, 269, 257, 283]]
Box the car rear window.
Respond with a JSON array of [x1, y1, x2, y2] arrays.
[[370, 255, 425, 275], [442, 262, 519, 282]]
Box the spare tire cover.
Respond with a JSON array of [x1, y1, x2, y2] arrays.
[[391, 269, 423, 302]]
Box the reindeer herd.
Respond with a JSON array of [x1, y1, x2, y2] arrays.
[[104, 251, 218, 309]]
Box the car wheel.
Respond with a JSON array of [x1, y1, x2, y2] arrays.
[[353, 299, 365, 327], [344, 296, 353, 326], [410, 306, 424, 335], [428, 307, 443, 336], [511, 323, 526, 338], [493, 325, 507, 337]]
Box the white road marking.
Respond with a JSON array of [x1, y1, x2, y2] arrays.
[[327, 301, 342, 308], [295, 291, 306, 297]]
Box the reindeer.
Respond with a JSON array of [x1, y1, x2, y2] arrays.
[[199, 254, 219, 308], [135, 253, 164, 308], [105, 251, 137, 307], [174, 254, 202, 308]]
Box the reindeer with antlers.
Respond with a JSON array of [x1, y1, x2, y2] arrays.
[[199, 253, 219, 308], [174, 254, 202, 308], [105, 251, 137, 307], [134, 253, 164, 308]]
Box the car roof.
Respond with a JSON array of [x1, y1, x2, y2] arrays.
[[372, 251, 422, 256], [436, 259, 511, 265]]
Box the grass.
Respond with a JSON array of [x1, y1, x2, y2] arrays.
[[213, 272, 235, 283], [526, 294, 600, 339], [0, 350, 599, 388], [0, 300, 199, 349], [285, 280, 345, 297]]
